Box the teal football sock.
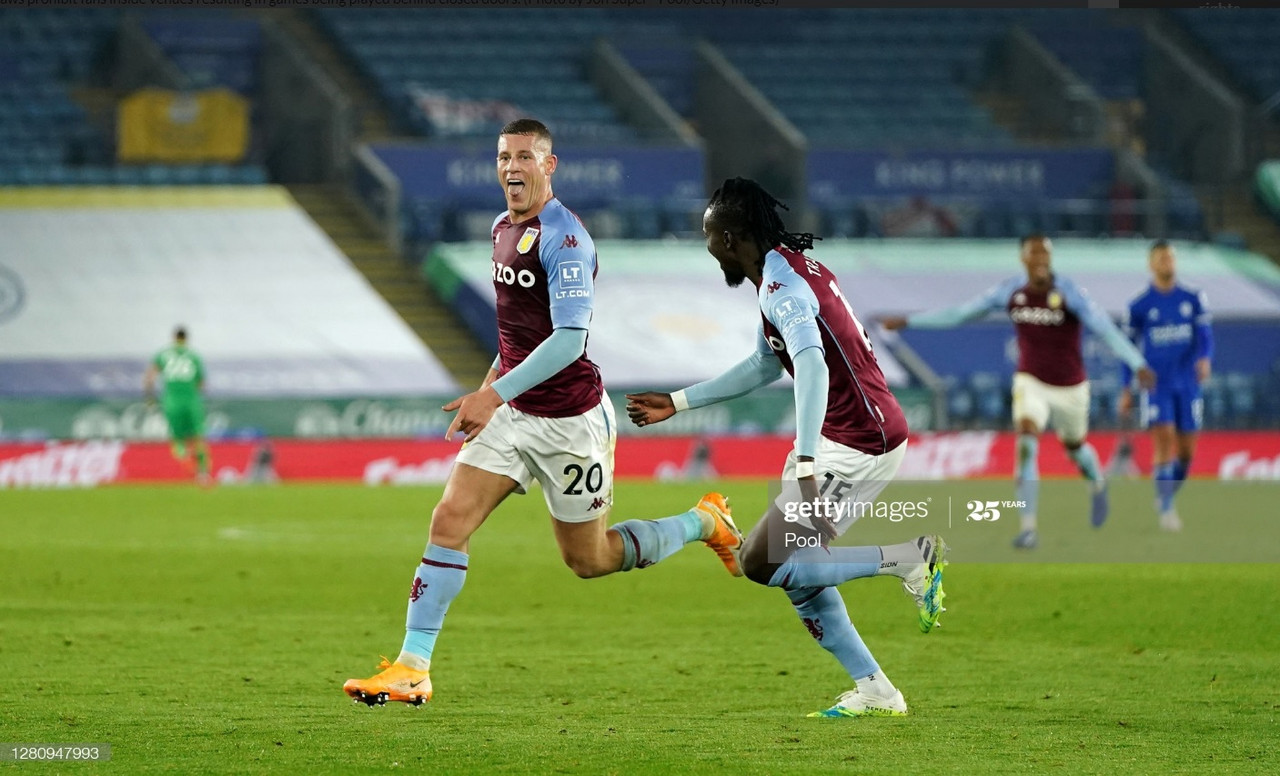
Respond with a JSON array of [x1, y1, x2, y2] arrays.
[[610, 511, 703, 571], [787, 587, 878, 680], [1016, 433, 1040, 524], [402, 543, 468, 661], [1068, 442, 1103, 483], [766, 546, 881, 589]]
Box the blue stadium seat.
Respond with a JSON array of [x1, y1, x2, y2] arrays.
[[1202, 379, 1229, 428], [72, 165, 110, 185], [111, 165, 144, 186], [969, 372, 1007, 425], [1224, 372, 1257, 427], [618, 200, 662, 240], [234, 166, 267, 184]]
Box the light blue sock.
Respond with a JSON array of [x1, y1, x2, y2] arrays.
[[1068, 442, 1103, 483], [611, 511, 703, 571], [766, 546, 882, 590], [1172, 458, 1190, 495], [1016, 433, 1040, 520], [401, 543, 469, 660], [787, 587, 878, 680], [1155, 462, 1178, 513]]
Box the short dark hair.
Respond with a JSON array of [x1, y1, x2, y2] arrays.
[[1149, 239, 1172, 253], [174, 327, 187, 341], [1020, 232, 1050, 248], [499, 118, 553, 150], [707, 178, 817, 257]]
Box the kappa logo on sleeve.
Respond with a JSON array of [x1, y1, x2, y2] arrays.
[[561, 235, 579, 249]]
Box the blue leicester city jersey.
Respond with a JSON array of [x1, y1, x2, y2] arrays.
[[1121, 284, 1213, 393]]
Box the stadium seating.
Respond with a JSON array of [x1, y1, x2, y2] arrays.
[[0, 9, 268, 187], [0, 10, 115, 175], [936, 370, 1276, 431], [1029, 20, 1144, 101], [699, 9, 1074, 148], [943, 376, 977, 428], [321, 8, 1211, 244], [141, 16, 263, 95], [316, 8, 1045, 148], [968, 372, 1008, 426], [1173, 9, 1280, 104], [315, 9, 639, 144], [615, 38, 697, 119]]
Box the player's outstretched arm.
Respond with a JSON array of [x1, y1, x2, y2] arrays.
[[627, 327, 783, 427], [625, 392, 676, 427], [626, 350, 782, 427], [885, 280, 1013, 330], [1116, 296, 1144, 416], [1065, 279, 1155, 389]]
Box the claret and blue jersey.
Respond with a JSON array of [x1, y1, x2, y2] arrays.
[[1122, 283, 1213, 431], [907, 273, 1147, 387], [757, 248, 908, 455], [489, 198, 602, 417]]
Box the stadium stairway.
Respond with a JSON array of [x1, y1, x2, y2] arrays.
[[971, 90, 1070, 146], [266, 9, 390, 140], [66, 84, 116, 155], [288, 184, 493, 387], [1209, 183, 1280, 265]]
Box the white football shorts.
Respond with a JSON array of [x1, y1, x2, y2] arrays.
[[1011, 372, 1090, 443], [455, 393, 616, 523], [775, 437, 908, 538]]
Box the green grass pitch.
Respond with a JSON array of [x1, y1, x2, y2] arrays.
[[2, 481, 1278, 774]]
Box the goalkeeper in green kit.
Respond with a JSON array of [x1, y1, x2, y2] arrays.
[[144, 327, 212, 485]]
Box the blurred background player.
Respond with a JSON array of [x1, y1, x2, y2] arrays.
[[1118, 240, 1214, 532], [342, 119, 742, 708], [627, 178, 945, 719], [143, 326, 212, 486], [881, 235, 1155, 549], [1104, 421, 1144, 480]]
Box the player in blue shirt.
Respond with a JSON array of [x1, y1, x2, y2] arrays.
[[1118, 241, 1213, 532]]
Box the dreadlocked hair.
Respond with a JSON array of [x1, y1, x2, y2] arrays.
[[707, 177, 818, 255]]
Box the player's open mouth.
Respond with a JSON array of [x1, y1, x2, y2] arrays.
[[506, 179, 525, 195]]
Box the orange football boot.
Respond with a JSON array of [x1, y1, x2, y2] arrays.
[[343, 657, 432, 707], [695, 492, 744, 577]]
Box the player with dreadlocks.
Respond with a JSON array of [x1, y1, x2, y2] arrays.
[[627, 178, 947, 718]]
